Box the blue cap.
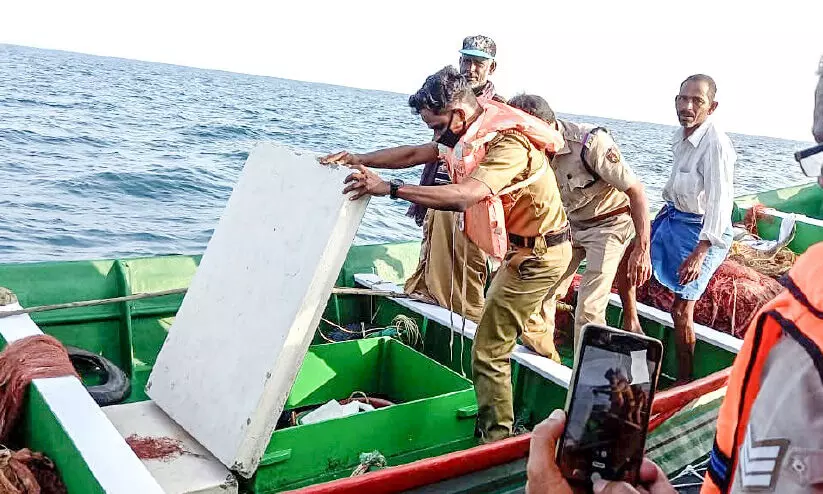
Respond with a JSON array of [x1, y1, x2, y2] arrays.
[[459, 35, 496, 60]]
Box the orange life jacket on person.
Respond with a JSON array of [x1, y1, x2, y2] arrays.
[[441, 98, 564, 260], [702, 241, 823, 493]]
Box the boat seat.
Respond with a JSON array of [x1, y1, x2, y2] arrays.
[[353, 274, 572, 387], [103, 401, 238, 494], [607, 294, 742, 353]]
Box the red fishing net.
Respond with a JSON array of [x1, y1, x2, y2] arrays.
[[125, 435, 185, 461], [637, 260, 782, 337], [0, 448, 67, 494], [559, 257, 782, 338], [742, 203, 768, 237], [0, 335, 75, 493], [0, 335, 78, 442]]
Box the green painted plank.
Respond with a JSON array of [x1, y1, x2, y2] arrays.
[[22, 385, 106, 494], [254, 338, 477, 493]]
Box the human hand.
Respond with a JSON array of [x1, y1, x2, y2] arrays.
[[525, 409, 577, 494], [677, 242, 709, 285], [589, 461, 675, 493], [628, 243, 651, 286], [342, 164, 389, 200], [318, 151, 362, 166], [526, 410, 675, 494]]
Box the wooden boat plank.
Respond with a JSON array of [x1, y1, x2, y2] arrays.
[[0, 304, 164, 493], [354, 273, 572, 387], [103, 401, 238, 494], [607, 294, 742, 353]]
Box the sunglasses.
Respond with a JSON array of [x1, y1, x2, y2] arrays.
[[795, 143, 823, 177]]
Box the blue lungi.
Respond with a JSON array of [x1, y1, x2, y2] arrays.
[[650, 203, 732, 300]]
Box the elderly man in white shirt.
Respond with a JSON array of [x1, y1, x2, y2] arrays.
[[624, 74, 736, 384]]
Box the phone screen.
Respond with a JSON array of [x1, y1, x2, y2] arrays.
[[557, 327, 662, 485]]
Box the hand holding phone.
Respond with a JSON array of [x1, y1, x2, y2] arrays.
[[555, 324, 663, 487], [527, 409, 674, 494]]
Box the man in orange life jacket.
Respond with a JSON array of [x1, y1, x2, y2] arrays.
[[507, 94, 652, 355], [320, 66, 574, 442], [403, 35, 507, 324]]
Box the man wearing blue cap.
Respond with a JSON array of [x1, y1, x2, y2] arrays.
[[458, 35, 505, 104], [404, 35, 507, 324]]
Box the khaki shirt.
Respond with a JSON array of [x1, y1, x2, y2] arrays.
[[470, 132, 567, 238], [551, 120, 637, 224], [730, 336, 823, 493]]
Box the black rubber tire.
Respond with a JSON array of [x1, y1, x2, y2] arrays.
[[66, 346, 131, 406]]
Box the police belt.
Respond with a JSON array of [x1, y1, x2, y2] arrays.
[[508, 224, 571, 249], [575, 205, 631, 226]]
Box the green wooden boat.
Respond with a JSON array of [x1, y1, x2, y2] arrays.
[[0, 182, 819, 493]]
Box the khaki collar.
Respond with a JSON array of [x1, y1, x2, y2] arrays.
[[554, 120, 572, 156]]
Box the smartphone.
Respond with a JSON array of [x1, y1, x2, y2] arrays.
[[556, 324, 663, 486], [795, 143, 823, 177]]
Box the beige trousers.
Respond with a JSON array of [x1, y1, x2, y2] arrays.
[[525, 213, 634, 351]]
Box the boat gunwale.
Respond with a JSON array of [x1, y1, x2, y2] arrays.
[[0, 303, 164, 494]]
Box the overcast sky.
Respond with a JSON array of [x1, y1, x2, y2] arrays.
[[2, 0, 821, 142]]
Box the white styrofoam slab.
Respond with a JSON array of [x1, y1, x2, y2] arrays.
[[0, 304, 164, 494], [147, 143, 368, 477], [104, 401, 238, 494], [353, 273, 572, 387]]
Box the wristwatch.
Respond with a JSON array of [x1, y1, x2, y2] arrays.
[[389, 179, 405, 199]]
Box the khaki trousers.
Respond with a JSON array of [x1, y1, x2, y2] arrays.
[[404, 209, 488, 323], [526, 214, 634, 351], [473, 239, 573, 442]]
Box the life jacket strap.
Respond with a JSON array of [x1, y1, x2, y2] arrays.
[[707, 439, 732, 493], [579, 127, 608, 188]]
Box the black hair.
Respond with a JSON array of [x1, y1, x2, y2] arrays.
[[408, 66, 475, 115], [681, 74, 717, 102], [507, 93, 556, 124]]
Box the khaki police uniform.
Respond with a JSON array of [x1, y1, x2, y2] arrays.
[[402, 88, 507, 323], [525, 120, 638, 348], [469, 131, 573, 442], [403, 209, 488, 323]]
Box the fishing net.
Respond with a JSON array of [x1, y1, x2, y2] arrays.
[[125, 435, 185, 462], [0, 335, 78, 441], [637, 260, 782, 337], [350, 450, 387, 477], [730, 203, 797, 278], [0, 448, 67, 494], [728, 242, 796, 279], [742, 203, 767, 236], [0, 334, 75, 494]]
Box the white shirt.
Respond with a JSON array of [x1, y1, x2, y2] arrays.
[[662, 117, 736, 248]]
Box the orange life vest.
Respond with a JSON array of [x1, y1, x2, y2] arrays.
[[702, 241, 823, 493], [441, 98, 564, 260]]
